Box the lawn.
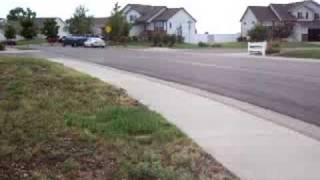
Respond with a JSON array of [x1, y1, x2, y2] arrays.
[[278, 49, 320, 59], [0, 56, 238, 180], [16, 39, 46, 46]]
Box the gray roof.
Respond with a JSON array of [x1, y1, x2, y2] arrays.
[[93, 17, 110, 28], [248, 6, 279, 22], [124, 4, 195, 23], [153, 8, 181, 21], [270, 4, 296, 21]]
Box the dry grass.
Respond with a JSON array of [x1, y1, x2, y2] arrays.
[[0, 56, 239, 180]]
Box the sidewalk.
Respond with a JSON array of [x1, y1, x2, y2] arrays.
[[49, 58, 320, 180]]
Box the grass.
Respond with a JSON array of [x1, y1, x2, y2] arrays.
[[278, 49, 320, 59], [15, 46, 34, 50], [0, 56, 238, 180], [16, 38, 46, 46]]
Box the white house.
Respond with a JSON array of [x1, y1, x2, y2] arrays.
[[35, 17, 69, 38], [122, 4, 197, 43], [0, 18, 6, 41], [241, 0, 320, 41]]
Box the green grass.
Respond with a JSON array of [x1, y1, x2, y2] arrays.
[[0, 56, 238, 180], [278, 42, 320, 48], [278, 49, 320, 59], [15, 45, 34, 50], [16, 38, 46, 46]]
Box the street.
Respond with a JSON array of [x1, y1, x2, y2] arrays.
[[35, 46, 320, 126]]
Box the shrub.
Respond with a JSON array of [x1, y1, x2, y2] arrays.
[[131, 36, 138, 42], [177, 35, 184, 44], [152, 32, 163, 47], [198, 42, 209, 47], [237, 36, 247, 42], [266, 48, 280, 55], [4, 24, 17, 40], [211, 43, 222, 48], [168, 35, 177, 47], [0, 43, 5, 51], [248, 25, 268, 41]]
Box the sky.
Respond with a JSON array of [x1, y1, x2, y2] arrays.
[[0, 0, 309, 34]]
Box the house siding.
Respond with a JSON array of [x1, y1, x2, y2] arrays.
[[241, 9, 258, 37], [166, 10, 196, 43]]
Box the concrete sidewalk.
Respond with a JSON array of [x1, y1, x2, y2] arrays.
[[50, 58, 320, 180]]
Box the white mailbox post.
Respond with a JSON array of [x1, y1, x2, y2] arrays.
[[248, 41, 267, 56]]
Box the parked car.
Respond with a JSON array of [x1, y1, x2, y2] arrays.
[[62, 36, 87, 47], [84, 37, 106, 48]]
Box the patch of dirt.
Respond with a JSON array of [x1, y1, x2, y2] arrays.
[[0, 85, 5, 100], [0, 132, 118, 180]]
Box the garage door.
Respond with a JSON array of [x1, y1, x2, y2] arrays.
[[308, 29, 320, 41]]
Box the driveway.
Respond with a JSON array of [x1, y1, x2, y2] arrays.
[[33, 46, 320, 127]]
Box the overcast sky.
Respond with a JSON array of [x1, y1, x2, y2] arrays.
[[0, 0, 310, 34]]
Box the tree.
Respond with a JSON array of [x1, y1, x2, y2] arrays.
[[272, 23, 293, 40], [4, 24, 17, 39], [42, 19, 59, 38], [7, 7, 25, 21], [67, 5, 93, 35], [106, 3, 131, 41], [248, 25, 268, 41], [6, 7, 37, 39]]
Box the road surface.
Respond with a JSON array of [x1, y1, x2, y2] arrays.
[[34, 46, 320, 127]]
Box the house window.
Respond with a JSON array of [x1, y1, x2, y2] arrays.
[[298, 12, 303, 19], [252, 21, 255, 25], [306, 12, 309, 19], [129, 15, 136, 22], [169, 22, 172, 29], [243, 22, 247, 25], [315, 13, 320, 20]]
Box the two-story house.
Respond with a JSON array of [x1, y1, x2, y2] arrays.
[[241, 0, 320, 41], [122, 4, 197, 43]]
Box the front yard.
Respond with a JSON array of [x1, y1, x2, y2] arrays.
[[278, 49, 320, 59], [0, 56, 238, 180]]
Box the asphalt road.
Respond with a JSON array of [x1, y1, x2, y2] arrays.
[[34, 46, 320, 126]]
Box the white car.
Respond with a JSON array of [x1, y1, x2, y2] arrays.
[[84, 38, 106, 48]]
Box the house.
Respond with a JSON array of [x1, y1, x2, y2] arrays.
[[241, 0, 320, 41], [0, 18, 5, 41], [35, 17, 69, 38], [92, 17, 110, 35], [122, 4, 197, 43]]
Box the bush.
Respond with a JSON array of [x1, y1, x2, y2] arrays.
[[198, 42, 209, 47], [0, 43, 5, 51], [4, 24, 17, 40], [131, 36, 138, 42], [168, 35, 177, 47], [237, 36, 247, 42], [177, 35, 184, 44], [211, 43, 222, 48], [266, 48, 280, 55], [152, 32, 164, 47], [248, 25, 268, 41]]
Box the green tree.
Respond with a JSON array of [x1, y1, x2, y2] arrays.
[[106, 3, 131, 41], [6, 7, 37, 39], [67, 5, 93, 35], [248, 25, 268, 41], [42, 19, 59, 38], [7, 7, 25, 21], [4, 24, 17, 39], [272, 23, 293, 40]]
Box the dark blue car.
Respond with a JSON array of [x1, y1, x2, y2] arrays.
[[62, 36, 88, 47]]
